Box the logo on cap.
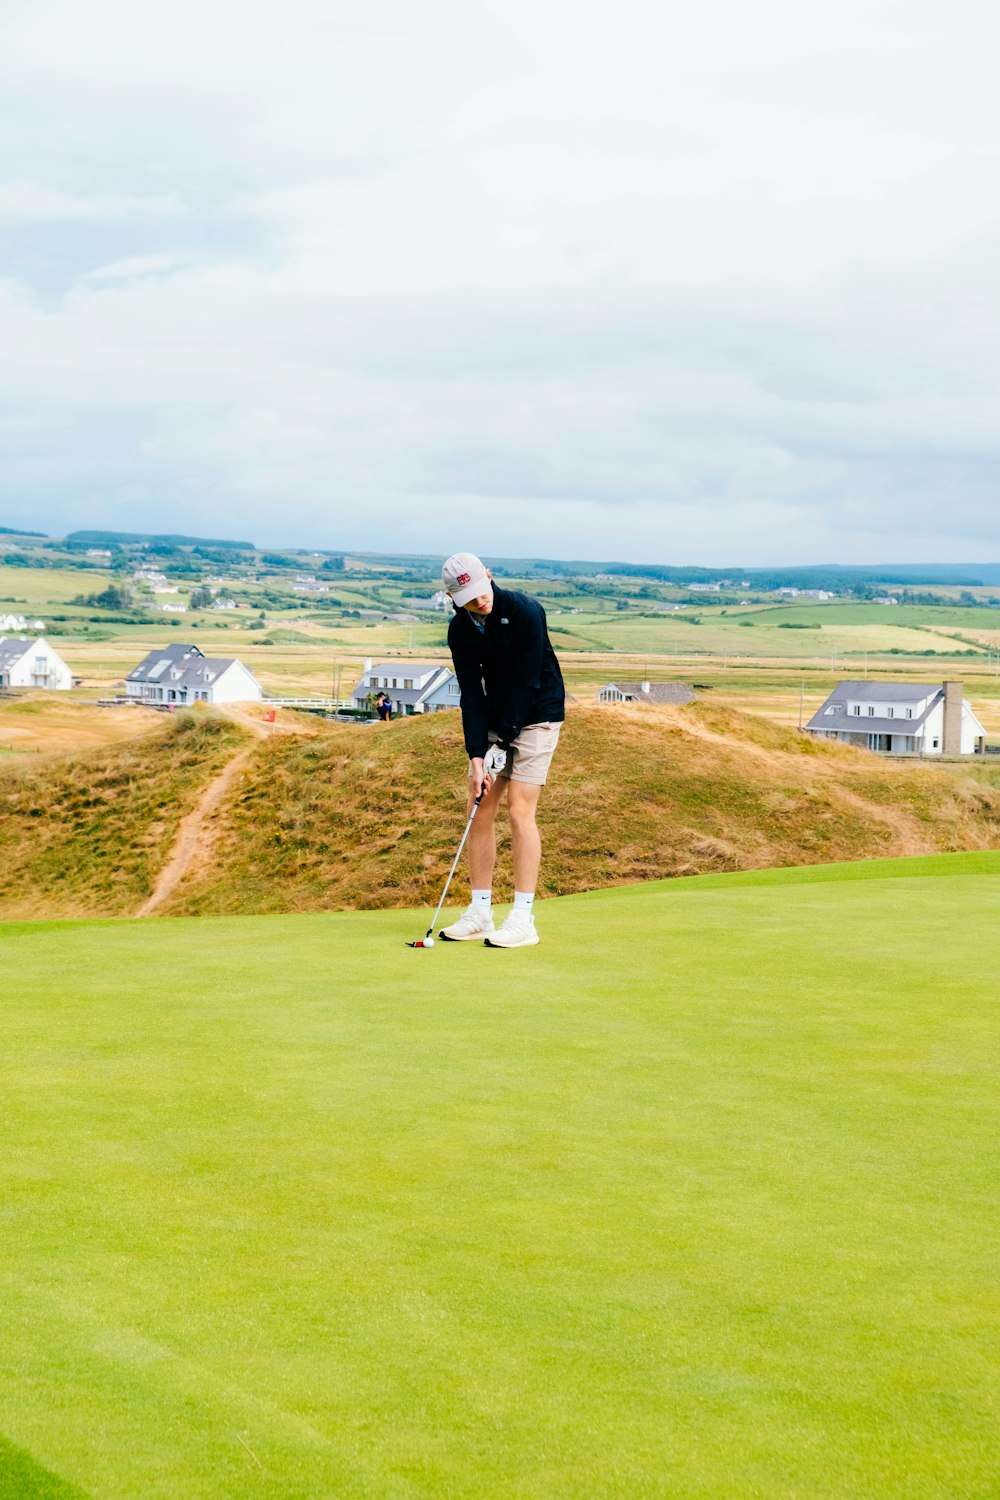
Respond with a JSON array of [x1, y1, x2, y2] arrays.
[[457, 572, 471, 586]]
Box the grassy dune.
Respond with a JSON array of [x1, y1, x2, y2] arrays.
[[2, 703, 1000, 920], [2, 856, 998, 1497], [0, 713, 248, 916]]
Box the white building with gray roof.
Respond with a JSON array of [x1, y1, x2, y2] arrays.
[[599, 680, 695, 706], [126, 643, 261, 706], [806, 680, 985, 756], [352, 661, 459, 715], [0, 637, 73, 691]]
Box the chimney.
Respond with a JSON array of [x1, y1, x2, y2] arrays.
[[364, 658, 372, 672], [641, 680, 651, 694], [941, 680, 963, 756]]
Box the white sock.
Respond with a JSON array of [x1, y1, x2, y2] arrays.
[[471, 889, 492, 913], [513, 890, 535, 916]]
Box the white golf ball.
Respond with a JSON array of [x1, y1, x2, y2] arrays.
[[423, 937, 434, 948]]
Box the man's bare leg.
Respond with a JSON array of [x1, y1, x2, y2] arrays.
[[507, 780, 542, 893], [467, 772, 507, 891]]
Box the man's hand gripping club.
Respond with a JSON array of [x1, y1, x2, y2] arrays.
[[470, 742, 508, 797]]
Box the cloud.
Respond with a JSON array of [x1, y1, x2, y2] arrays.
[[0, 0, 999, 560], [0, 182, 188, 221]]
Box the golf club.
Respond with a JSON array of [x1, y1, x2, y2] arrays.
[[407, 783, 489, 948]]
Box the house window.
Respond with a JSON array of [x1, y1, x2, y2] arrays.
[[369, 676, 377, 686], [448, 682, 460, 696], [404, 679, 413, 690], [887, 707, 894, 718], [35, 656, 47, 673], [868, 706, 875, 716], [932, 738, 939, 749], [906, 708, 913, 719]]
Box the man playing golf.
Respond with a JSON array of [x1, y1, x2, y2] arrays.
[[439, 552, 565, 948]]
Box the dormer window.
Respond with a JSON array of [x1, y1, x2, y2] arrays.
[[852, 705, 861, 716], [906, 708, 913, 719], [887, 707, 894, 718], [868, 706, 875, 716]]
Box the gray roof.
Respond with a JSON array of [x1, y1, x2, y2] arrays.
[[807, 680, 943, 736], [358, 662, 449, 679], [0, 637, 33, 670], [128, 644, 255, 692], [168, 657, 255, 692], [825, 680, 947, 702], [128, 643, 203, 682], [601, 681, 695, 705]]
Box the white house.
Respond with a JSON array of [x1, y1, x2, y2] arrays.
[[126, 643, 262, 706], [0, 613, 45, 632], [806, 680, 986, 756], [0, 637, 73, 691], [351, 661, 460, 714]]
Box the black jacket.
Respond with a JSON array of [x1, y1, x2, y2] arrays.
[[448, 584, 565, 759]]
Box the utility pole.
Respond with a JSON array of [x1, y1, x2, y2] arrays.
[[798, 679, 804, 730]]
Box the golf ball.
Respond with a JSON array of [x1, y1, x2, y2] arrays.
[[423, 937, 434, 947]]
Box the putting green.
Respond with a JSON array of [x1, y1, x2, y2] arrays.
[[3, 854, 998, 1497]]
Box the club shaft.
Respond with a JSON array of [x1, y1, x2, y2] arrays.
[[426, 791, 485, 935]]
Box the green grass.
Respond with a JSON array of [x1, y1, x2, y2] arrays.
[[2, 854, 998, 1496]]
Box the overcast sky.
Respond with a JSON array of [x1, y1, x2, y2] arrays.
[[1, 0, 999, 564]]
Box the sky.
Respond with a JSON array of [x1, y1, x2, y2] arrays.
[[1, 0, 999, 565]]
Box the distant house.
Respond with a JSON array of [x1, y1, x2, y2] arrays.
[[0, 613, 45, 632], [598, 680, 695, 706], [351, 661, 460, 715], [0, 637, 73, 691], [126, 643, 262, 705], [400, 591, 452, 612], [806, 680, 985, 756]]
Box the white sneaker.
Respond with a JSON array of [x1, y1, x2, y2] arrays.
[[484, 910, 540, 948], [440, 906, 496, 941]]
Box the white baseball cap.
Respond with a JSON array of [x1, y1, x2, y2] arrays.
[[442, 552, 491, 607]]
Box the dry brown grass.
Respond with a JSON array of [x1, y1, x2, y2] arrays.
[[3, 699, 999, 920], [0, 693, 165, 758], [0, 710, 249, 918], [154, 701, 1000, 916]]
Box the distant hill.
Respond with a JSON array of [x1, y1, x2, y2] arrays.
[[1, 702, 999, 920], [65, 530, 256, 550], [0, 525, 47, 537], [296, 550, 1000, 588]]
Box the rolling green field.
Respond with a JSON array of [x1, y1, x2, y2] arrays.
[[3, 854, 998, 1497], [7, 555, 1000, 727]]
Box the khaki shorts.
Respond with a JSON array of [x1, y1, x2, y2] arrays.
[[491, 721, 562, 786]]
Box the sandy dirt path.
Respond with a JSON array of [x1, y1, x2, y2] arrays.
[[136, 746, 258, 917], [136, 707, 315, 918]]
